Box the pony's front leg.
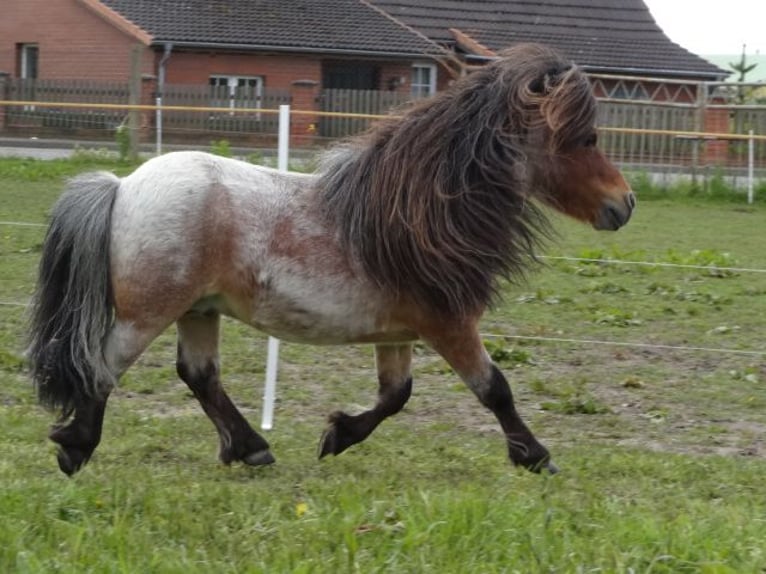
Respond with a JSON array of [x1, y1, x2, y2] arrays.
[[176, 311, 274, 467], [319, 343, 413, 458], [425, 324, 558, 474]]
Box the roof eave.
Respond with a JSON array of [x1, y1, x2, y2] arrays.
[[582, 64, 729, 82], [77, 0, 153, 45], [151, 39, 444, 60]]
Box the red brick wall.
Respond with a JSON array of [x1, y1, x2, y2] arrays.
[[380, 62, 413, 94], [0, 0, 154, 81], [704, 107, 730, 164], [165, 52, 322, 90], [166, 52, 419, 93]]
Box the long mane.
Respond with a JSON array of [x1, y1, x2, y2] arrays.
[[315, 43, 597, 316]]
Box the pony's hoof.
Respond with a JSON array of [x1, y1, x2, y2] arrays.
[[318, 426, 340, 459], [523, 456, 559, 475], [56, 446, 91, 476], [242, 449, 275, 467], [318, 412, 357, 458], [545, 460, 560, 475]]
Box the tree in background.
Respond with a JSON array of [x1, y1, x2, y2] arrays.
[[729, 44, 757, 104]]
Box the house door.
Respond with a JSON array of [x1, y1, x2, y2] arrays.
[[322, 62, 379, 90], [320, 62, 381, 137]]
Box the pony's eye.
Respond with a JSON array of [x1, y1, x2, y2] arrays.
[[584, 133, 598, 147]]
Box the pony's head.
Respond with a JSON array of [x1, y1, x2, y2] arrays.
[[487, 43, 635, 230]]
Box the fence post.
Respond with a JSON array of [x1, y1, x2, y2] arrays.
[[747, 130, 754, 204], [127, 45, 143, 161], [691, 81, 707, 186], [0, 72, 8, 132], [261, 104, 290, 431]]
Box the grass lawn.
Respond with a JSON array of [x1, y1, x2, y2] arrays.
[[0, 156, 765, 572]]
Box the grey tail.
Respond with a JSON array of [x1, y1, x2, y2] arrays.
[[27, 172, 121, 419]]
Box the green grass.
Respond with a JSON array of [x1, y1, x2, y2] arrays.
[[1, 157, 765, 572]]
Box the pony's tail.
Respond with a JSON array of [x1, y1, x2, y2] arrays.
[[27, 172, 121, 419]]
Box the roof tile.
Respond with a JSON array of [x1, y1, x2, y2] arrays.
[[99, 0, 445, 57], [370, 0, 728, 78], [97, 0, 727, 78]]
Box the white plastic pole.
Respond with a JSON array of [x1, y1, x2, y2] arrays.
[[747, 129, 754, 205], [262, 336, 280, 430], [155, 96, 163, 156], [277, 104, 290, 171], [261, 104, 290, 430]]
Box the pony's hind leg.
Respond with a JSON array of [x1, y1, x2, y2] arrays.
[[426, 324, 557, 474], [176, 310, 274, 467], [48, 319, 159, 475], [319, 343, 413, 458]]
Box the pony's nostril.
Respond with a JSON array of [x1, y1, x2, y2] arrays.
[[626, 192, 637, 210], [608, 205, 623, 226]]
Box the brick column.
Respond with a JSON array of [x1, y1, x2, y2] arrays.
[[141, 74, 157, 133], [289, 79, 320, 147], [703, 100, 729, 166]]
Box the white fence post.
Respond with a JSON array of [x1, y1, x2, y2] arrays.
[[261, 104, 290, 430], [155, 95, 163, 156], [747, 130, 754, 205]]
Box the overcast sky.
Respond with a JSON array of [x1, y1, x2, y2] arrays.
[[643, 0, 766, 55]]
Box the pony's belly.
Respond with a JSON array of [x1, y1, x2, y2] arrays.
[[239, 289, 417, 345], [246, 306, 417, 345]]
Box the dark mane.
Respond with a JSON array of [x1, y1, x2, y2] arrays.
[[315, 43, 597, 316]]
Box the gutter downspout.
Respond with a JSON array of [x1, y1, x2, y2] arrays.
[[156, 42, 173, 155]]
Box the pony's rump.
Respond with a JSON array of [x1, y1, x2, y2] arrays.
[[27, 172, 120, 418]]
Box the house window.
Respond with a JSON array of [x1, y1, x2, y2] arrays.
[[411, 63, 436, 98], [209, 75, 264, 114], [18, 44, 39, 79]]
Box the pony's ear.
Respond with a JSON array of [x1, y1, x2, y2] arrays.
[[528, 64, 573, 94]]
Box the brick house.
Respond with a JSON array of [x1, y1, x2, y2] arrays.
[[0, 0, 727, 94], [0, 0, 730, 146], [0, 0, 452, 141], [369, 0, 730, 162]]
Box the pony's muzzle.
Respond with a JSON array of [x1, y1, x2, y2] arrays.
[[593, 191, 636, 231]]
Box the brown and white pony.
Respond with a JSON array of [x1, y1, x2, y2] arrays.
[[28, 44, 634, 476]]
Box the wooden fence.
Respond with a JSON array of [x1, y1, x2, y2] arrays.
[[161, 84, 290, 138], [318, 89, 415, 137], [3, 78, 128, 131], [598, 101, 699, 165], [0, 77, 764, 172]]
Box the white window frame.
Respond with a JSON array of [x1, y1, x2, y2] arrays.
[[209, 75, 264, 117], [411, 62, 437, 98], [17, 44, 39, 110], [19, 43, 39, 79]]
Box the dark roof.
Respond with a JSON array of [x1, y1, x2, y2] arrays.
[[96, 0, 727, 79], [98, 0, 445, 58], [368, 0, 729, 79]]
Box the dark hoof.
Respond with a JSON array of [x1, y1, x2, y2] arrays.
[[56, 446, 92, 476], [508, 438, 557, 475], [523, 457, 559, 475], [220, 431, 272, 466], [242, 449, 276, 467], [50, 425, 95, 476], [545, 460, 560, 475], [318, 411, 359, 459]]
